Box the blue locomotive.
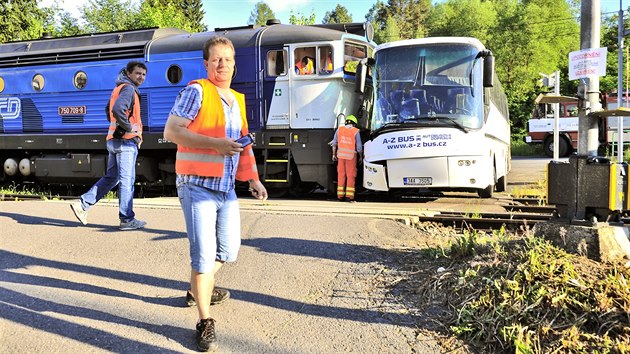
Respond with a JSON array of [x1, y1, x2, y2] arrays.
[[0, 21, 374, 194]]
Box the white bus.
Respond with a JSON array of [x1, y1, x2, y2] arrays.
[[357, 37, 510, 198]]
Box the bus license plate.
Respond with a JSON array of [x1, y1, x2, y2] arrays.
[[404, 177, 432, 186]]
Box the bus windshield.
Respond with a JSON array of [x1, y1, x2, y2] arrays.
[[371, 43, 484, 132]]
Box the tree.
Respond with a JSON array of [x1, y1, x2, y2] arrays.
[[146, 0, 207, 32], [486, 0, 579, 134], [366, 1, 388, 44], [134, 1, 199, 32], [248, 1, 275, 26], [373, 0, 431, 40], [427, 0, 497, 44], [374, 16, 400, 43], [80, 0, 140, 32], [40, 3, 84, 38], [289, 10, 316, 25], [322, 4, 352, 24], [0, 0, 46, 42]]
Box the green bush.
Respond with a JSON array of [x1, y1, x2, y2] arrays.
[[511, 137, 543, 157]]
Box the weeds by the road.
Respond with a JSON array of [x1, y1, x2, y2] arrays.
[[0, 182, 60, 201], [393, 225, 630, 353], [510, 179, 547, 205]]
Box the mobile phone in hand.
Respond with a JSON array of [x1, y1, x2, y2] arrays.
[[236, 133, 254, 148]]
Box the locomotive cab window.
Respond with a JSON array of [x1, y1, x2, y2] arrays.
[[294, 47, 316, 75], [266, 50, 287, 76], [167, 65, 182, 84], [32, 74, 44, 92], [343, 42, 368, 75], [319, 46, 333, 75], [74, 71, 87, 89]]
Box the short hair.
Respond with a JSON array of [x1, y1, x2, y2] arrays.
[[202, 36, 235, 61], [126, 61, 147, 73]]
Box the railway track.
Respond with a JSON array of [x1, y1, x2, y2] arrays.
[[4, 192, 626, 232], [416, 208, 554, 232]]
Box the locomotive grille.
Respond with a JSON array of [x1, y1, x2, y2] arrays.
[[0, 46, 146, 68], [21, 99, 44, 133], [140, 93, 149, 131]]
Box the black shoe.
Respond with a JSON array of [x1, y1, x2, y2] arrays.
[[186, 288, 231, 307], [196, 318, 217, 352]]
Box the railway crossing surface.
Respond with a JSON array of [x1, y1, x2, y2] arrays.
[[0, 157, 550, 353]]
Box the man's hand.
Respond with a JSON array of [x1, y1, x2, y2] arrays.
[[214, 137, 243, 156], [248, 179, 268, 201]]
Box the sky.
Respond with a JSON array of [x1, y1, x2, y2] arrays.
[[38, 0, 629, 29], [39, 0, 376, 28]]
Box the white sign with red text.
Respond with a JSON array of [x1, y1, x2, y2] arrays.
[[569, 47, 607, 80]]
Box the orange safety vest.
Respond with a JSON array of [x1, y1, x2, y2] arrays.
[[337, 125, 359, 160], [299, 58, 314, 75], [106, 84, 142, 142], [175, 79, 259, 181]]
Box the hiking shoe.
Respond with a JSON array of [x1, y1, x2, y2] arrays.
[[119, 219, 146, 231], [186, 288, 231, 307], [196, 318, 218, 352], [70, 202, 88, 225]]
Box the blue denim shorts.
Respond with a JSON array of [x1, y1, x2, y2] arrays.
[[177, 183, 241, 273]]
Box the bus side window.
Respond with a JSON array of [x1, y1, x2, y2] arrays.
[[267, 50, 287, 76], [319, 46, 333, 75]]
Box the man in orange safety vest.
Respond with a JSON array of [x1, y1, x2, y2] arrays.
[[331, 114, 362, 201]]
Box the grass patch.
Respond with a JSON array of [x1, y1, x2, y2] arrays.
[[510, 179, 547, 204], [398, 226, 630, 353], [511, 138, 544, 157], [0, 182, 60, 200]]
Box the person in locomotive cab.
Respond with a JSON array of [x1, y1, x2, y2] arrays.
[[163, 36, 268, 352], [331, 114, 362, 202], [70, 61, 147, 231], [294, 56, 314, 75]]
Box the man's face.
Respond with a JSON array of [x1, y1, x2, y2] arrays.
[[205, 44, 235, 86], [128, 67, 147, 87]]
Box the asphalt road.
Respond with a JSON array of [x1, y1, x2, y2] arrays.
[[0, 157, 552, 353], [1, 200, 446, 353]]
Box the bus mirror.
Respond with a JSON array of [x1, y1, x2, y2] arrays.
[[363, 22, 374, 42], [483, 54, 494, 87], [356, 59, 367, 94]]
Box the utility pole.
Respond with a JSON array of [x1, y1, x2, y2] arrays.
[[617, 0, 624, 162], [578, 0, 601, 156], [553, 70, 560, 161]]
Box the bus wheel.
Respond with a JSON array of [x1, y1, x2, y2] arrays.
[[496, 174, 507, 192], [478, 167, 496, 198], [478, 183, 494, 198], [543, 136, 569, 158]]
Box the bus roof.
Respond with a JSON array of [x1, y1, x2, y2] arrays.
[[374, 37, 486, 53]]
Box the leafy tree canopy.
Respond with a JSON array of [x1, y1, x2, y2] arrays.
[[0, 0, 46, 42], [248, 1, 276, 26], [322, 4, 352, 24], [289, 10, 316, 25]]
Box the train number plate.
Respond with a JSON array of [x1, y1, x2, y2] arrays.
[[58, 106, 87, 116], [403, 177, 432, 186]]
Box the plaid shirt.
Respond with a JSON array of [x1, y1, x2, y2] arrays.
[[170, 83, 242, 192]]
